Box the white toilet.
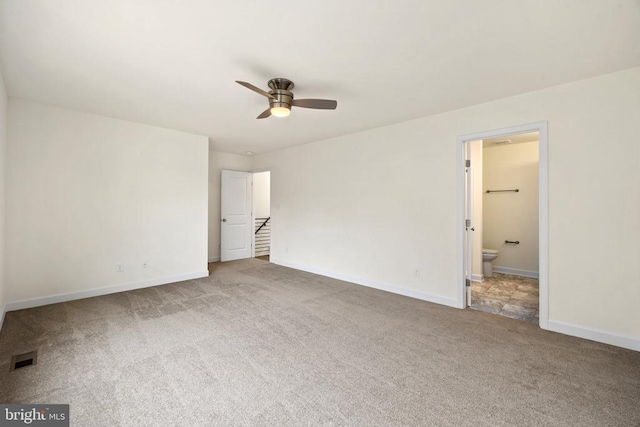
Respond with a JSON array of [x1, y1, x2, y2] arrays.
[[482, 249, 499, 278]]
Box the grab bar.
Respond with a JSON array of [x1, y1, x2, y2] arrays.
[[486, 189, 519, 193], [505, 240, 520, 244]]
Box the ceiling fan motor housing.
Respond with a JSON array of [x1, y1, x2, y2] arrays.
[[268, 78, 294, 91], [268, 78, 294, 110], [269, 90, 293, 110]]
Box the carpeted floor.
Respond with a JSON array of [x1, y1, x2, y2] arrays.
[[0, 258, 639, 426]]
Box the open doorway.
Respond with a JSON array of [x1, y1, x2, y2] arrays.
[[470, 133, 539, 323], [458, 123, 548, 328], [252, 171, 271, 262], [219, 169, 270, 263]]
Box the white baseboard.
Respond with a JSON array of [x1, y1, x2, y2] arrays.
[[471, 274, 484, 282], [271, 260, 638, 352], [4, 271, 210, 312], [0, 304, 6, 334], [272, 259, 460, 309], [208, 256, 220, 263], [548, 320, 640, 352], [493, 266, 539, 279]]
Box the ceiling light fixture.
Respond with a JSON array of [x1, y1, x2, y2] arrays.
[[246, 151, 254, 155], [236, 78, 336, 119], [270, 106, 291, 118]]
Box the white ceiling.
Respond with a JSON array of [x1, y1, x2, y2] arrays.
[[1, 1, 639, 155]]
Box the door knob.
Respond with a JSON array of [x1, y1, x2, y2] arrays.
[[470, 227, 475, 231], [222, 218, 227, 222]]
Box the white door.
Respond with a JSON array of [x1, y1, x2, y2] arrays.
[[221, 170, 252, 262], [464, 143, 474, 307]]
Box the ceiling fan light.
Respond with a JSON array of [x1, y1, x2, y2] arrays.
[[270, 106, 290, 117]]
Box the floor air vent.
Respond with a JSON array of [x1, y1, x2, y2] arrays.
[[10, 350, 38, 371]]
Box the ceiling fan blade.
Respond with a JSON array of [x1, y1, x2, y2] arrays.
[[292, 99, 337, 110], [256, 108, 272, 119], [236, 81, 275, 99]]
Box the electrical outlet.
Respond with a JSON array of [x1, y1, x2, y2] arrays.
[[142, 260, 148, 269], [414, 269, 420, 278], [117, 263, 124, 272]]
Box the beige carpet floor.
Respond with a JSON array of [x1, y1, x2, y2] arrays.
[[0, 258, 639, 426]]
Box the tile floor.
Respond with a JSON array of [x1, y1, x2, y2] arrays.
[[470, 273, 539, 324]]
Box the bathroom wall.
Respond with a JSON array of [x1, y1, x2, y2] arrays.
[[470, 140, 483, 280], [483, 141, 539, 276]]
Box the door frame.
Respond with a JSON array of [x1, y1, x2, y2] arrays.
[[463, 141, 475, 307], [456, 122, 549, 329]]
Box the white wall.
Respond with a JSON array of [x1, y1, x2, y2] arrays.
[[253, 67, 640, 346], [483, 141, 539, 275], [6, 100, 209, 305], [0, 69, 7, 327], [470, 140, 483, 280], [208, 150, 252, 262], [253, 171, 270, 218]]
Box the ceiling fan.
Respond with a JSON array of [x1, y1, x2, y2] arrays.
[[236, 78, 337, 119]]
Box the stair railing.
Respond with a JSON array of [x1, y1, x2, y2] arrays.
[[255, 217, 270, 235]]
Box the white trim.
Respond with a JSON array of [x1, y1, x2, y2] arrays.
[[471, 274, 484, 282], [0, 305, 6, 334], [208, 256, 220, 263], [492, 266, 539, 279], [537, 124, 549, 330], [456, 135, 466, 308], [457, 122, 549, 326], [548, 320, 640, 352], [272, 259, 459, 308], [4, 271, 209, 312], [464, 142, 474, 307]]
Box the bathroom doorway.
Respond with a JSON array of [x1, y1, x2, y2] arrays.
[[458, 123, 549, 328]]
